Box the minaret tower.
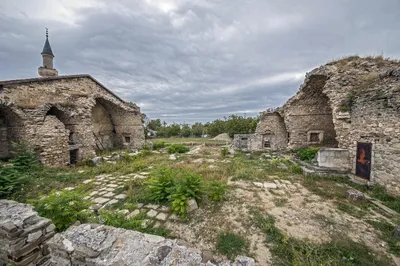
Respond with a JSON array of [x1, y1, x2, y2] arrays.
[[38, 28, 58, 77]]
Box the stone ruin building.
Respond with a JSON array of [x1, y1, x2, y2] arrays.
[[234, 56, 400, 194], [0, 32, 145, 167]]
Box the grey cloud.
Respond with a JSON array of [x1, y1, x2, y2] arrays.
[[1, 0, 400, 123]]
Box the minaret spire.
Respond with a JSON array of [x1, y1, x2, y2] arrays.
[[38, 28, 58, 77]]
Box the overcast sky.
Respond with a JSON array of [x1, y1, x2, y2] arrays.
[[1, 0, 399, 124]]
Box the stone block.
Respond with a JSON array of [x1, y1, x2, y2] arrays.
[[155, 213, 168, 221], [187, 199, 198, 213], [344, 189, 365, 201], [146, 210, 158, 218]]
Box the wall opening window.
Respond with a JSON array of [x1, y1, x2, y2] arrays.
[[125, 136, 131, 143], [310, 133, 319, 142], [264, 141, 271, 148]]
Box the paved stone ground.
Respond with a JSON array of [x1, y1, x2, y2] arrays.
[[66, 172, 179, 227]]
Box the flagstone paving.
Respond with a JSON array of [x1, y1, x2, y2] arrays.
[[75, 172, 175, 227]]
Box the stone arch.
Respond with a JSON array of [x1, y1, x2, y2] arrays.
[[284, 75, 338, 148], [91, 98, 121, 150], [256, 111, 288, 150], [0, 105, 25, 159]]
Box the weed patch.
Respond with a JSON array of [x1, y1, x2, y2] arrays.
[[250, 208, 391, 266], [216, 232, 249, 260]]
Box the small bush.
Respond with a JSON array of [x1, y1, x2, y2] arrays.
[[216, 232, 249, 260], [0, 142, 40, 198], [142, 143, 152, 150], [146, 167, 175, 203], [289, 164, 303, 174], [30, 190, 93, 231], [207, 181, 227, 201], [153, 141, 166, 150], [295, 147, 319, 162], [221, 147, 229, 157], [167, 144, 189, 154], [169, 171, 204, 218]]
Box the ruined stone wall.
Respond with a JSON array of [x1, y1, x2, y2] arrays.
[[48, 223, 255, 266], [0, 200, 255, 266], [256, 111, 288, 150], [0, 200, 55, 266], [0, 105, 26, 159], [283, 75, 338, 148], [348, 69, 400, 194], [0, 76, 145, 166]]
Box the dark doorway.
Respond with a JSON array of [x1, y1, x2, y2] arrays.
[[355, 142, 372, 180], [70, 149, 78, 165]]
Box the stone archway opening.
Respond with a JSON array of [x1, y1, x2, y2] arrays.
[[0, 106, 24, 160], [285, 75, 338, 148], [91, 98, 120, 150]]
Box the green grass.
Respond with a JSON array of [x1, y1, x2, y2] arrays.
[[250, 208, 392, 266], [216, 232, 249, 260], [336, 201, 370, 219], [366, 219, 400, 255]]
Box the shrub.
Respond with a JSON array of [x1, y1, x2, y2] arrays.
[[207, 181, 227, 201], [289, 164, 303, 174], [146, 167, 175, 203], [30, 189, 93, 231], [295, 147, 319, 162], [216, 232, 249, 260], [142, 143, 152, 150], [221, 147, 229, 157], [0, 142, 40, 198], [152, 141, 166, 150], [169, 171, 204, 218], [167, 144, 189, 154]]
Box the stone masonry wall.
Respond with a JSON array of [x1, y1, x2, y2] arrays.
[[0, 200, 56, 266], [37, 115, 70, 167], [348, 69, 400, 194], [0, 75, 145, 166]]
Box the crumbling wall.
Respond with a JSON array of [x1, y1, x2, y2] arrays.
[[283, 75, 338, 148], [256, 111, 288, 150], [0, 200, 55, 266], [48, 223, 255, 266], [0, 76, 145, 166]]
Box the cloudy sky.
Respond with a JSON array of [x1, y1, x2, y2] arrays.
[[1, 0, 399, 123]]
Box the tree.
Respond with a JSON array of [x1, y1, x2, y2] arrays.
[[147, 119, 162, 131], [181, 124, 192, 137]]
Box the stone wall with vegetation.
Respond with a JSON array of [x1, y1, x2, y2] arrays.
[[0, 200, 55, 266], [0, 75, 145, 166]]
